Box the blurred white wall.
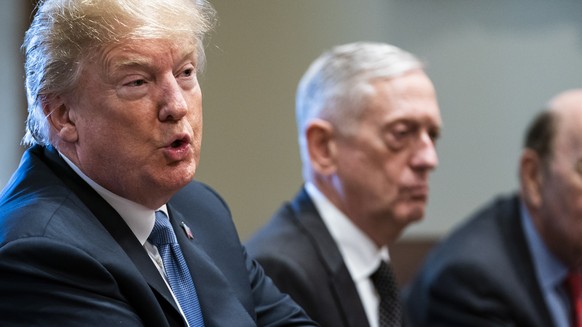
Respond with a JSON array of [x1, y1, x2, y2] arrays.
[[3, 1, 582, 241]]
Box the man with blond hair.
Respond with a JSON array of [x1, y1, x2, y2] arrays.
[[0, 0, 317, 326]]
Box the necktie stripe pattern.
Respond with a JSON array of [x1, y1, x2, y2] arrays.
[[371, 260, 402, 327], [149, 211, 205, 327], [567, 271, 582, 327]]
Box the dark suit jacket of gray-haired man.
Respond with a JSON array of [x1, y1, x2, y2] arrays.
[[247, 42, 443, 327]]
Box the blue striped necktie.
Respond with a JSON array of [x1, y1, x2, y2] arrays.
[[149, 211, 204, 326]]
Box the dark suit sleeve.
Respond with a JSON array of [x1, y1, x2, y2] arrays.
[[407, 261, 519, 327], [244, 247, 320, 327], [0, 237, 144, 326], [250, 252, 321, 318]]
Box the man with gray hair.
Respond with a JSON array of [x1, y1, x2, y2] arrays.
[[246, 42, 442, 327], [0, 0, 317, 326]]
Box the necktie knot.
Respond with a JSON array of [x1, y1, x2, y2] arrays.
[[149, 211, 177, 245], [371, 261, 395, 292]]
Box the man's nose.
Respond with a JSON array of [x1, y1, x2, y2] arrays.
[[411, 131, 438, 171], [158, 77, 188, 122]]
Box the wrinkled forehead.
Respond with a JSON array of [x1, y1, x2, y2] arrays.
[[550, 91, 582, 146], [367, 71, 442, 123], [87, 37, 198, 73], [98, 37, 197, 60]]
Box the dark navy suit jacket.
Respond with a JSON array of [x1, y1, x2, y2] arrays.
[[405, 195, 555, 327], [246, 187, 370, 327], [0, 145, 317, 327]]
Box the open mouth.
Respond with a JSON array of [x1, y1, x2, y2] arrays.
[[168, 133, 191, 149], [171, 139, 185, 148], [163, 135, 192, 161]]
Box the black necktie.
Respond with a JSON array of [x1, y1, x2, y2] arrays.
[[371, 260, 402, 327]]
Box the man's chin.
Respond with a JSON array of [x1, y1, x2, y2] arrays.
[[396, 205, 426, 225], [158, 165, 196, 192]]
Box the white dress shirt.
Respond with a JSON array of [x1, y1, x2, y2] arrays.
[[60, 153, 191, 326], [305, 182, 389, 327]]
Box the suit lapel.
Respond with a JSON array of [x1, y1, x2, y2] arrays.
[[39, 146, 184, 326], [503, 196, 555, 327], [167, 204, 256, 327], [290, 187, 370, 327]]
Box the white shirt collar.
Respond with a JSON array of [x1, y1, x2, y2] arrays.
[[305, 182, 389, 282], [59, 152, 164, 245]]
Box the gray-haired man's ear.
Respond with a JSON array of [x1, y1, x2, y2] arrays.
[[305, 119, 338, 176]]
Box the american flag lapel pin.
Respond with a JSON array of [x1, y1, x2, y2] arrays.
[[180, 222, 194, 240]]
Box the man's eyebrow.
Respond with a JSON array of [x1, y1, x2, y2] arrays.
[[105, 50, 197, 78], [103, 54, 153, 78], [177, 50, 198, 67], [110, 57, 152, 70]]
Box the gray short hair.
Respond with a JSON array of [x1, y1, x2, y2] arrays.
[[22, 0, 216, 146], [295, 41, 423, 166]]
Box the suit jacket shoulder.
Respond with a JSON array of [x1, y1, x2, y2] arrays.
[[246, 187, 369, 327], [169, 182, 315, 326], [405, 194, 553, 327], [0, 145, 174, 326], [0, 146, 317, 327]]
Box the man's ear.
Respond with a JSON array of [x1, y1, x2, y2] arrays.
[[305, 119, 337, 175], [520, 149, 544, 209], [42, 95, 78, 143]]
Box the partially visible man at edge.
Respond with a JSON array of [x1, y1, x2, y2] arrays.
[[246, 42, 442, 327], [406, 89, 582, 327], [0, 0, 318, 326]]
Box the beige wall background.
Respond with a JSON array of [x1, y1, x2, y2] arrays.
[[0, 1, 29, 191], [2, 1, 582, 242]]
